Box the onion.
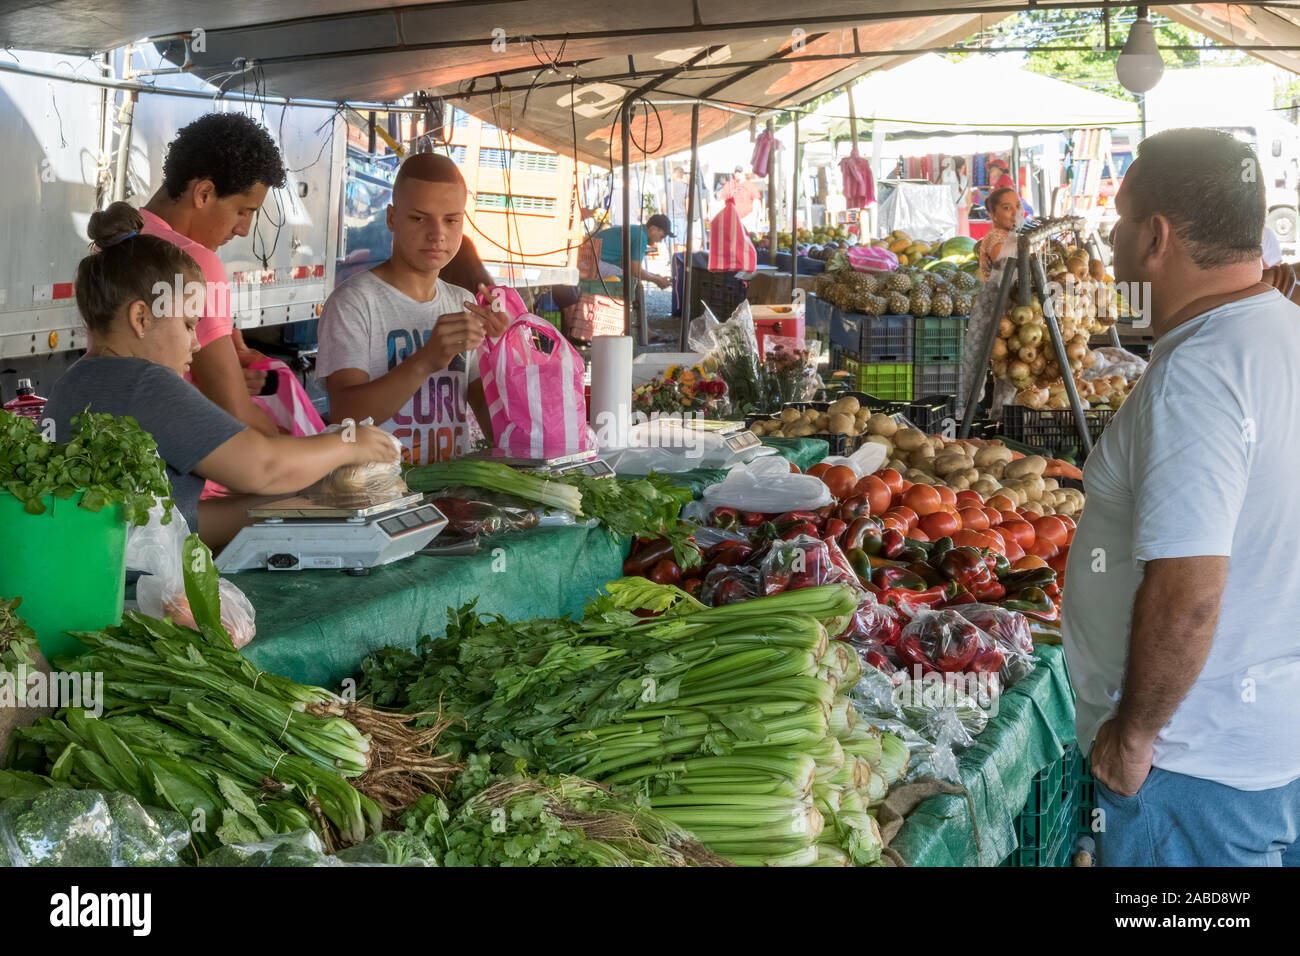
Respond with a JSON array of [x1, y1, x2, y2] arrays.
[[1065, 341, 1087, 361], [1018, 344, 1039, 363], [1008, 359, 1031, 382], [1019, 323, 1044, 348], [1081, 349, 1097, 368], [1029, 355, 1047, 376], [991, 357, 1009, 378], [998, 317, 1016, 338], [991, 337, 1008, 359]]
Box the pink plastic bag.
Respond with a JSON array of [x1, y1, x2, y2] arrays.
[[708, 199, 758, 271], [479, 317, 598, 458], [751, 128, 775, 178], [846, 245, 899, 273]]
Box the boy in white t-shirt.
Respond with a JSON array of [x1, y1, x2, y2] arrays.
[[1063, 128, 1300, 866], [316, 154, 508, 464]]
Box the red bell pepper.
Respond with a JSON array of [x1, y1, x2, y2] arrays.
[[881, 528, 907, 559], [823, 537, 857, 582], [968, 642, 1006, 674], [822, 518, 848, 545], [780, 521, 819, 541], [931, 618, 981, 672], [838, 495, 871, 523], [742, 511, 769, 527], [710, 507, 740, 530]]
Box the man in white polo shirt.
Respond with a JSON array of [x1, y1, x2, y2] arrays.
[[1064, 128, 1300, 866]]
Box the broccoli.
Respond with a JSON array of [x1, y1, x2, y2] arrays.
[[0, 788, 189, 866]]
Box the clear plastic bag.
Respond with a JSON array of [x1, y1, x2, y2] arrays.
[[0, 788, 190, 866], [318, 418, 406, 500], [199, 829, 343, 867], [950, 603, 1037, 687], [128, 505, 257, 649], [431, 496, 540, 539], [700, 458, 832, 512], [699, 564, 763, 607]]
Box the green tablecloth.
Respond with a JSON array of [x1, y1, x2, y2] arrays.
[[890, 646, 1077, 867], [240, 523, 628, 688]]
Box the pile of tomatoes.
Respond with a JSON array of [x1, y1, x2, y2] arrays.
[[800, 461, 1075, 581]]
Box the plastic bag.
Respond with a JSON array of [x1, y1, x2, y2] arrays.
[[846, 245, 899, 273], [0, 788, 190, 866], [431, 496, 540, 539], [951, 603, 1037, 687], [700, 564, 762, 607], [701, 458, 832, 512], [319, 419, 406, 500], [200, 829, 344, 867], [895, 609, 1004, 680], [128, 505, 257, 649], [1080, 345, 1147, 383], [759, 535, 854, 596]]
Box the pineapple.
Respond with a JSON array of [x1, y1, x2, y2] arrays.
[[862, 294, 887, 316], [861, 274, 880, 295], [886, 292, 910, 315], [885, 272, 912, 293], [931, 293, 954, 318], [909, 292, 931, 318], [952, 293, 973, 316], [954, 271, 977, 292]]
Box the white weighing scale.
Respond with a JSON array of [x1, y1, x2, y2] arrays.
[[675, 419, 767, 457], [460, 447, 616, 478], [215, 487, 447, 574]]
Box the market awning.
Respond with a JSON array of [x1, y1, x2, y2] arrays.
[[1158, 3, 1300, 76], [803, 54, 1141, 143], [0, 0, 1013, 164]]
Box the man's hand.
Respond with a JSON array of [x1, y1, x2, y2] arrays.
[[1090, 719, 1154, 797], [471, 287, 512, 338], [652, 275, 671, 290], [345, 424, 401, 466], [419, 311, 487, 370]]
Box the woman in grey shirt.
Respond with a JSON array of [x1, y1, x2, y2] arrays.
[[46, 202, 397, 551]]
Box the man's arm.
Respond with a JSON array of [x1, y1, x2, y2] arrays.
[[625, 261, 669, 288], [189, 335, 282, 437], [1092, 555, 1227, 795]]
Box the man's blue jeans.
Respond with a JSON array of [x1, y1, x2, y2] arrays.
[[1095, 766, 1300, 866]]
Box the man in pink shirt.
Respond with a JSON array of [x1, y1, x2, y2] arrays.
[[140, 113, 288, 437]]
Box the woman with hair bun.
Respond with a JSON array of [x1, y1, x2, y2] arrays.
[[43, 202, 399, 551]]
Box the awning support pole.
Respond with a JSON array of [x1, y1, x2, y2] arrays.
[[791, 110, 800, 288], [681, 101, 701, 350]]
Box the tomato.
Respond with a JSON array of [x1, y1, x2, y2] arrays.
[[789, 462, 802, 474], [953, 529, 1002, 553], [1002, 539, 1025, 563], [958, 507, 989, 531], [955, 490, 985, 508], [1028, 538, 1059, 560], [1002, 520, 1036, 550], [855, 475, 893, 516], [886, 505, 919, 530], [880, 515, 909, 533], [982, 507, 1004, 527], [935, 486, 957, 508], [1013, 555, 1049, 571], [878, 468, 904, 495], [1048, 549, 1070, 577], [1056, 514, 1077, 532], [902, 484, 943, 517], [908, 528, 931, 543], [821, 465, 858, 501], [1033, 515, 1069, 549], [998, 510, 1021, 525], [987, 494, 1018, 513], [919, 511, 960, 540], [807, 462, 831, 479]]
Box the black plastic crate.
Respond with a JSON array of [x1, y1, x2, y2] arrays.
[[913, 316, 967, 364], [695, 269, 749, 320], [858, 314, 913, 364], [1000, 405, 1115, 460], [744, 404, 851, 456], [898, 394, 957, 433], [912, 362, 964, 398]]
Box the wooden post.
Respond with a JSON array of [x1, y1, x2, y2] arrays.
[[766, 119, 777, 264]]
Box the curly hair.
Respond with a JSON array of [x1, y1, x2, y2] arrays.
[[161, 113, 288, 199]]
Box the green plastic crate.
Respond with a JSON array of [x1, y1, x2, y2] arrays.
[[913, 316, 967, 364], [1002, 744, 1084, 867], [857, 364, 913, 401]]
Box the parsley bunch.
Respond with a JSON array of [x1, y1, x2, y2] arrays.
[[0, 409, 174, 525]]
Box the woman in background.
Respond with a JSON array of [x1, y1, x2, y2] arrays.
[[978, 187, 1021, 282]]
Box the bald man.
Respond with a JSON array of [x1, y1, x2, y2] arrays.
[[316, 154, 509, 464]]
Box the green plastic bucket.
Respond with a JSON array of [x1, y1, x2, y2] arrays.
[[0, 490, 127, 660]]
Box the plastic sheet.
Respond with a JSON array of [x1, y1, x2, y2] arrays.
[[875, 182, 958, 243], [0, 788, 190, 866], [128, 505, 257, 648], [700, 457, 832, 512], [199, 829, 438, 867]]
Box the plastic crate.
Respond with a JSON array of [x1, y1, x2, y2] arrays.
[[858, 364, 913, 401], [744, 403, 850, 456], [858, 314, 914, 363], [805, 293, 836, 338], [1070, 748, 1098, 839], [1000, 405, 1115, 459], [900, 394, 958, 434], [912, 362, 964, 398], [912, 316, 967, 364], [695, 269, 748, 319]]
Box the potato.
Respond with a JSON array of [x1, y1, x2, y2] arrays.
[[1000, 484, 1027, 506], [1020, 500, 1044, 517], [1042, 477, 1059, 491], [926, 436, 948, 458], [971, 477, 1001, 498], [946, 474, 972, 491], [829, 413, 856, 436], [983, 460, 1006, 480], [866, 413, 898, 437], [828, 396, 860, 416], [974, 444, 1013, 467], [1017, 474, 1046, 499], [958, 467, 980, 484], [894, 427, 928, 451], [933, 452, 974, 477], [910, 455, 936, 476], [1004, 455, 1048, 479], [780, 408, 802, 424], [750, 420, 769, 436], [887, 458, 909, 474], [905, 469, 936, 484], [791, 423, 815, 437], [1038, 504, 1056, 515]]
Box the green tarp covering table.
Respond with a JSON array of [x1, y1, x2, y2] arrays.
[[889, 645, 1078, 867], [239, 523, 628, 688]]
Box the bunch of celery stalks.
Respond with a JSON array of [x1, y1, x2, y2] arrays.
[[363, 580, 909, 867]]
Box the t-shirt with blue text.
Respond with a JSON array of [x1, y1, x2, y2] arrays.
[[315, 270, 477, 465]]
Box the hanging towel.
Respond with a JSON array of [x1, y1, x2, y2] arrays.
[[840, 148, 876, 209], [751, 128, 776, 177]]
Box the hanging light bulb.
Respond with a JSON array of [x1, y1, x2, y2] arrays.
[[1116, 6, 1164, 93]]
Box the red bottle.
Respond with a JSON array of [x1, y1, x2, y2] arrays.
[[3, 378, 46, 423]]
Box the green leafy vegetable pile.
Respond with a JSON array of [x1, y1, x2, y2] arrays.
[[0, 408, 174, 524], [360, 579, 908, 866], [0, 786, 190, 866]]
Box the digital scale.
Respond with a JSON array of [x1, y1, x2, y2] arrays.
[[215, 487, 448, 574], [460, 447, 616, 478], [675, 419, 766, 456]]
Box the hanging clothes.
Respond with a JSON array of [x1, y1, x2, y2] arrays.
[[751, 127, 776, 177], [840, 148, 875, 209]]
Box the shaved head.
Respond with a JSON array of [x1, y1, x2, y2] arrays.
[[393, 153, 466, 202]]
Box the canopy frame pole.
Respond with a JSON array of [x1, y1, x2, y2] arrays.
[[1031, 255, 1094, 457], [846, 80, 859, 154], [791, 110, 800, 288], [959, 260, 1016, 438], [680, 101, 701, 350]]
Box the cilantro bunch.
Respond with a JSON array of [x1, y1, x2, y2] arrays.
[[0, 409, 174, 525]]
